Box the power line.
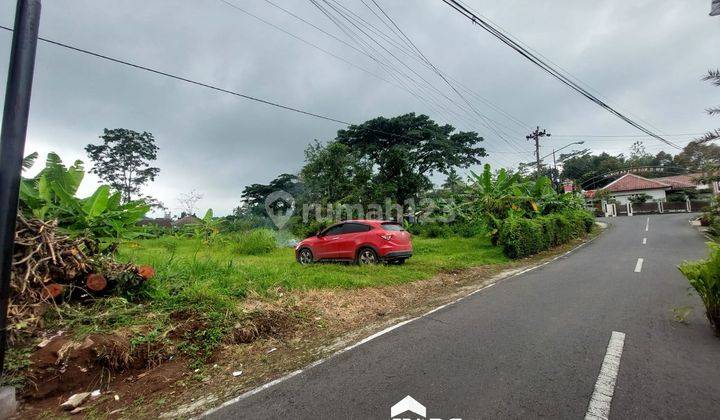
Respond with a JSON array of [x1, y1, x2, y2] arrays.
[[312, 0, 530, 157], [439, 0, 682, 150], [367, 0, 529, 153], [260, 0, 532, 138], [453, 0, 665, 135], [0, 24, 494, 157], [330, 0, 531, 140], [0, 25, 349, 125], [552, 132, 704, 138]]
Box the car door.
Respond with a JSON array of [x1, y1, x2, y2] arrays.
[[314, 223, 344, 260], [334, 222, 371, 260]]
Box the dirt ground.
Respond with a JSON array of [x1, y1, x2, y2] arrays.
[[15, 234, 595, 419]]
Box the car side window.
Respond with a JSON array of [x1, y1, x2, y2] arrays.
[[323, 224, 344, 236], [341, 223, 370, 234]]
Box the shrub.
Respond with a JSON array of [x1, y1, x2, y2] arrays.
[[498, 209, 593, 258], [678, 243, 720, 335], [451, 220, 485, 238], [405, 223, 452, 238], [499, 217, 544, 258], [230, 229, 277, 255], [422, 223, 452, 238], [290, 218, 329, 239]]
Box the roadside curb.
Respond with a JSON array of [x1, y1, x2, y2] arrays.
[[197, 228, 604, 419]]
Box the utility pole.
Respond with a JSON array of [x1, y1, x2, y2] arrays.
[[0, 0, 42, 383], [526, 126, 551, 178]]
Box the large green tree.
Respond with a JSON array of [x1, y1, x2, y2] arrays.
[[300, 141, 372, 205], [85, 128, 160, 203], [673, 141, 720, 171], [335, 113, 485, 206], [241, 173, 303, 216]]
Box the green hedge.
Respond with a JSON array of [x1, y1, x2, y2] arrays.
[[499, 210, 594, 258]]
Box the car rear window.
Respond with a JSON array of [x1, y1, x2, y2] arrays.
[[381, 223, 404, 231], [342, 223, 371, 234]]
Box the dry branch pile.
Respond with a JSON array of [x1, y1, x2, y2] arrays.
[[9, 214, 154, 343]]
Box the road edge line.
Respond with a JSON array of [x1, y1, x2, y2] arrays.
[[198, 231, 603, 418]]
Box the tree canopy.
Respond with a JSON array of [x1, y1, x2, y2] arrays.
[[85, 128, 160, 203], [333, 113, 485, 205], [240, 173, 302, 216]]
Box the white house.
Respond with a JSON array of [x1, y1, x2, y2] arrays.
[[586, 173, 671, 205]]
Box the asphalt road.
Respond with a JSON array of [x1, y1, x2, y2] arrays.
[[206, 214, 720, 419]]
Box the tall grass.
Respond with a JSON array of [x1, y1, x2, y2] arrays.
[[228, 228, 277, 255], [117, 233, 508, 310]]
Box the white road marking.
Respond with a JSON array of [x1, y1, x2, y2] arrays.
[[634, 258, 644, 273], [642, 238, 647, 245], [585, 331, 626, 420], [645, 217, 649, 232], [200, 236, 603, 419]]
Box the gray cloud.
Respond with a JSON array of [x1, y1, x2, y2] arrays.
[[1, 0, 718, 215]]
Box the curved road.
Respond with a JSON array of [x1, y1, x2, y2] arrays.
[[206, 214, 720, 419]]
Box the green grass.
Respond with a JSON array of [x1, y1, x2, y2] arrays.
[[117, 234, 508, 310], [7, 234, 508, 378]]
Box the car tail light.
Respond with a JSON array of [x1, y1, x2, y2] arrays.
[[379, 234, 393, 241]]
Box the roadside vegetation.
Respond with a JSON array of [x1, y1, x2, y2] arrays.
[[679, 69, 720, 336], [7, 116, 595, 417]]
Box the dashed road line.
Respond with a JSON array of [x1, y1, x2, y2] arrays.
[[634, 258, 644, 273], [642, 237, 647, 245], [585, 331, 626, 420], [645, 217, 649, 232]]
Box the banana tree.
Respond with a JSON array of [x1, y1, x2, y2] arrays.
[[461, 164, 524, 243], [19, 152, 149, 251], [20, 152, 85, 220]]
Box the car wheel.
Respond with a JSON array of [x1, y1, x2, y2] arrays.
[[357, 247, 378, 265], [298, 248, 314, 265]]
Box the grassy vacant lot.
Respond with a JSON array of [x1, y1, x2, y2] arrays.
[[10, 233, 510, 405], [118, 234, 508, 311]]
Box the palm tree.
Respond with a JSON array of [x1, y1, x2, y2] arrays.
[[697, 70, 720, 144]]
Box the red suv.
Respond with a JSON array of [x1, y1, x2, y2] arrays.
[[295, 220, 413, 265]]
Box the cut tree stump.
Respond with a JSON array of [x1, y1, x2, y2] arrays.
[[86, 274, 107, 292], [41, 283, 63, 300]]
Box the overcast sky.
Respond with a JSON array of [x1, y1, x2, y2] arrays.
[[1, 0, 718, 215]]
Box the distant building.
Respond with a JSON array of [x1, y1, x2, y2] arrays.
[[172, 215, 202, 227], [654, 173, 720, 194], [583, 172, 718, 205], [599, 173, 670, 204], [138, 217, 173, 228]]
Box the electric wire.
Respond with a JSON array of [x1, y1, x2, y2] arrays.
[[440, 0, 681, 150]]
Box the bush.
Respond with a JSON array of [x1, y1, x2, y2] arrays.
[[678, 243, 720, 335], [498, 209, 593, 258], [230, 229, 277, 255], [289, 217, 329, 239], [422, 223, 452, 238], [451, 220, 485, 238], [700, 213, 715, 227], [498, 217, 544, 258]]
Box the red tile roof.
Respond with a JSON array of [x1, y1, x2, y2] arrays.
[[584, 190, 596, 199], [653, 173, 701, 189], [601, 173, 670, 193]]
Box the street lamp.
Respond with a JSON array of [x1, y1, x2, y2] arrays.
[[540, 141, 585, 186]]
